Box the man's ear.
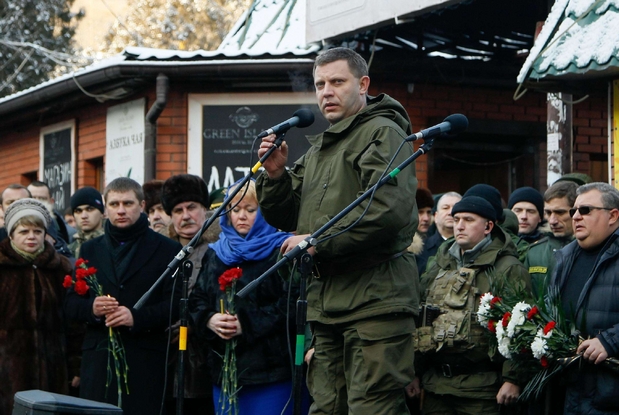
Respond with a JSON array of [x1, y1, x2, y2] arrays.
[[608, 208, 619, 226], [485, 221, 494, 234], [139, 200, 146, 213], [359, 75, 370, 95]]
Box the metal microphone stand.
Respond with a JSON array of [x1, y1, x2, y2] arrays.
[[237, 137, 436, 415], [293, 253, 311, 415], [176, 260, 192, 415]]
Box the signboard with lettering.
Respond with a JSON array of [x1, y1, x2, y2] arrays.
[[40, 121, 75, 212], [200, 104, 328, 192], [106, 98, 146, 184]]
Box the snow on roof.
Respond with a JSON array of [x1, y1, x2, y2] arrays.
[[0, 0, 320, 106], [0, 49, 313, 107], [517, 0, 619, 82], [217, 0, 320, 56]]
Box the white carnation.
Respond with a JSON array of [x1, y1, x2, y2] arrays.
[[477, 293, 495, 325], [480, 292, 494, 308], [531, 329, 549, 359], [496, 320, 512, 359], [506, 302, 530, 338]]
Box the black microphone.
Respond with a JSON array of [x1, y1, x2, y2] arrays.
[[405, 113, 468, 141], [257, 108, 315, 139]]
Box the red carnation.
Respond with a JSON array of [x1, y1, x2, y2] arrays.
[[490, 297, 501, 307], [75, 258, 87, 268], [63, 275, 73, 288], [527, 306, 539, 320], [86, 266, 97, 276], [74, 279, 90, 295], [488, 320, 496, 333], [543, 321, 556, 335], [540, 356, 549, 368], [502, 312, 511, 327], [219, 268, 243, 292], [76, 267, 89, 280]]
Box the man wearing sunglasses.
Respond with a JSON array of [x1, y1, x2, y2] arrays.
[[524, 181, 578, 297], [551, 182, 619, 415]]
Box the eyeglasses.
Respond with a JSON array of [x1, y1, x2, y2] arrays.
[[569, 206, 613, 217]]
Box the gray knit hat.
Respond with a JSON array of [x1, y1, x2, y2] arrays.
[[4, 198, 53, 233]]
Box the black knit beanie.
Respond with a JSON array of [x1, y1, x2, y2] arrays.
[[70, 187, 104, 213], [508, 187, 544, 217], [451, 196, 497, 222], [464, 184, 504, 222]]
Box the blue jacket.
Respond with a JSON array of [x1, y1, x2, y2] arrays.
[[551, 228, 619, 413]]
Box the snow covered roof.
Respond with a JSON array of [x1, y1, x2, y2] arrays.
[[517, 0, 619, 83], [0, 0, 320, 108], [0, 49, 313, 108], [217, 0, 320, 56]]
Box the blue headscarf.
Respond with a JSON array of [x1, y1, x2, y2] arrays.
[[210, 180, 292, 266]]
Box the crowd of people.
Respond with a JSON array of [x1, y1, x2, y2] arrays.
[[0, 47, 617, 415]]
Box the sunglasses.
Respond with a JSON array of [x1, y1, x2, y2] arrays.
[[569, 205, 613, 217]]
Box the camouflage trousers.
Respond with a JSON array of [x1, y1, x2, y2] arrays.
[[307, 314, 416, 415]]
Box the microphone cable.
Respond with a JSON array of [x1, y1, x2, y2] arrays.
[[315, 136, 413, 245]]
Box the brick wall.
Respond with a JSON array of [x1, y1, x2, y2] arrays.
[[572, 91, 609, 174], [0, 81, 609, 197], [371, 81, 608, 190], [154, 91, 188, 180]]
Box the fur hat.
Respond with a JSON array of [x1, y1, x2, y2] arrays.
[[142, 180, 164, 213], [4, 198, 53, 233], [70, 187, 104, 213], [161, 174, 209, 216], [415, 188, 434, 210], [451, 196, 497, 222], [508, 187, 544, 218]]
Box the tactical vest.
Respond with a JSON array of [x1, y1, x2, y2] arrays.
[[416, 267, 488, 353]]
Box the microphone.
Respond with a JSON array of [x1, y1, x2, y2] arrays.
[[405, 113, 468, 141], [257, 108, 315, 139]]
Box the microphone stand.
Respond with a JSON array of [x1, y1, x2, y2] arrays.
[[176, 260, 192, 415], [293, 253, 310, 415], [237, 137, 436, 415], [133, 130, 290, 415]]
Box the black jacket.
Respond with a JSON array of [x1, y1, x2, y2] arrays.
[[189, 249, 296, 386], [64, 228, 182, 413], [551, 229, 619, 414]]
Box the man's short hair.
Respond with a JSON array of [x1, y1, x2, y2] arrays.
[[104, 177, 144, 203], [577, 182, 619, 210], [28, 180, 51, 193], [544, 181, 578, 206], [313, 47, 369, 79], [0, 184, 31, 205]]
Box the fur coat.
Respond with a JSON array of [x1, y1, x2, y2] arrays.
[[0, 238, 73, 415]]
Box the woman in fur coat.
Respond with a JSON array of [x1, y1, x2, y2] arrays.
[[0, 198, 73, 415]]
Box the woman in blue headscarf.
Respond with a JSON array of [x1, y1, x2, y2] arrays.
[[190, 179, 298, 415]]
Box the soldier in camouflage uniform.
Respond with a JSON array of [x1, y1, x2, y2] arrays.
[[412, 196, 531, 415]]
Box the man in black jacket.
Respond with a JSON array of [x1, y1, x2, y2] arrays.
[[551, 182, 619, 414], [65, 177, 181, 414]]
